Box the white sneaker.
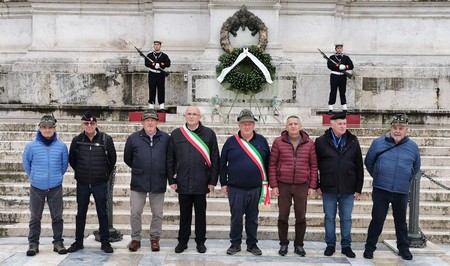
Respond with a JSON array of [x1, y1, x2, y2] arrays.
[[159, 103, 165, 110], [148, 103, 154, 109]]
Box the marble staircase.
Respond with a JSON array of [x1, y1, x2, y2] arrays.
[[0, 120, 449, 243]]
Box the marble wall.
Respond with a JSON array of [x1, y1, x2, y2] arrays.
[[0, 0, 449, 111]]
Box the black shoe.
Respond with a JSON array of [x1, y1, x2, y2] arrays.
[[175, 243, 188, 253], [278, 245, 288, 256], [363, 249, 373, 259], [294, 245, 306, 256], [247, 244, 262, 256], [324, 246, 335, 256], [226, 245, 241, 255], [398, 249, 413, 260], [53, 242, 67, 255], [341, 247, 356, 258], [327, 110, 333, 115], [196, 243, 207, 253], [67, 242, 84, 253], [101, 242, 114, 253], [26, 244, 39, 256]]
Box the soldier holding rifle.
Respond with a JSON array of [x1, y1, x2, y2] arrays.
[[319, 44, 354, 114]]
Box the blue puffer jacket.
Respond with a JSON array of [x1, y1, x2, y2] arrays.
[[364, 133, 421, 194], [22, 131, 69, 190]]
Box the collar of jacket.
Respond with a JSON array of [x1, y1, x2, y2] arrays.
[[280, 130, 308, 144]]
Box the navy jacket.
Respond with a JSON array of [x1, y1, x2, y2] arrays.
[[220, 131, 270, 189], [364, 133, 421, 194], [124, 128, 170, 193]]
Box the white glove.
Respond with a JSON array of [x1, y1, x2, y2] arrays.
[[155, 63, 160, 69], [339, 64, 346, 70]]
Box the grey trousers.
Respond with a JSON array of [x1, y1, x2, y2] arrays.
[[28, 185, 64, 245], [130, 190, 165, 241]]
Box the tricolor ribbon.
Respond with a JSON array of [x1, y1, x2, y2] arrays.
[[180, 125, 211, 167]]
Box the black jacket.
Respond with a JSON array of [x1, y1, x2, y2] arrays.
[[314, 128, 364, 194], [327, 54, 354, 72], [167, 122, 220, 194], [124, 128, 170, 193], [69, 129, 117, 186]]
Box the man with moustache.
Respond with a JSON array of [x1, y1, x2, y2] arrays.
[[363, 114, 421, 261]]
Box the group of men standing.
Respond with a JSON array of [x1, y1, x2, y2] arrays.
[[23, 107, 420, 261]]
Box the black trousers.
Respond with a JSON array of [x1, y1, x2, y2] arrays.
[[148, 72, 166, 104], [328, 74, 347, 105], [177, 193, 207, 245]]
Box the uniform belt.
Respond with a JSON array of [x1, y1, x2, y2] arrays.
[[149, 68, 161, 74], [331, 71, 344, 76]]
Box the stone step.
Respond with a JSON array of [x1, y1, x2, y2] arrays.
[[1, 208, 449, 231], [1, 222, 449, 243], [2, 170, 449, 190], [2, 121, 450, 138], [1, 182, 450, 202], [1, 172, 449, 194], [1, 195, 449, 216], [2, 130, 450, 146]]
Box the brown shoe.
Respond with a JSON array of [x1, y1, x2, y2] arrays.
[[151, 239, 160, 252], [128, 240, 141, 252]]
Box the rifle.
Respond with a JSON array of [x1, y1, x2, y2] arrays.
[[318, 48, 353, 79], [134, 46, 169, 77]]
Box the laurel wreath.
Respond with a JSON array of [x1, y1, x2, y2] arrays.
[[216, 45, 276, 95]]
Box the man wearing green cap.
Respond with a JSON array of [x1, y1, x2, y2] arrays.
[[124, 109, 169, 252], [363, 114, 421, 261], [22, 115, 69, 256]]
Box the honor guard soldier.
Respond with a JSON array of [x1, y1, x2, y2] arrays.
[[327, 44, 354, 114], [146, 41, 171, 111]]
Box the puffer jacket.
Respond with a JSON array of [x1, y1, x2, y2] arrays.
[[69, 129, 117, 186], [364, 133, 421, 194], [268, 130, 318, 189], [315, 128, 364, 194], [167, 122, 220, 194], [124, 128, 170, 193], [22, 131, 69, 190]]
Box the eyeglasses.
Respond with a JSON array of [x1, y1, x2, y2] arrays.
[[83, 122, 97, 126]]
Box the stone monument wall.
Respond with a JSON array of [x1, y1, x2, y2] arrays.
[[0, 0, 449, 115]]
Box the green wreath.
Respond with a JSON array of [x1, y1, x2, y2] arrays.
[[216, 45, 276, 95]]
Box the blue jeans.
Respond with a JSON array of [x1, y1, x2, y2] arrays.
[[75, 183, 109, 243], [28, 185, 64, 245], [322, 192, 354, 248], [365, 187, 409, 252], [228, 186, 260, 247]]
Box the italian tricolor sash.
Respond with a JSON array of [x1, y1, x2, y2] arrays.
[[234, 134, 270, 205], [180, 125, 211, 167]]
